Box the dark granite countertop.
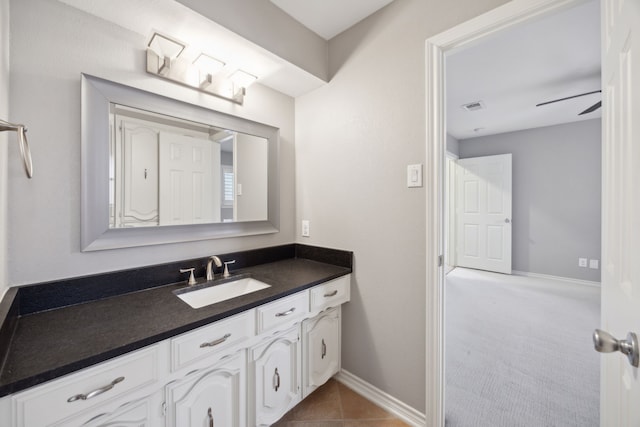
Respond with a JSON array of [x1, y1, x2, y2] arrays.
[[0, 244, 352, 397]]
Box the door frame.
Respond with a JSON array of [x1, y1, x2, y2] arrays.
[[424, 0, 593, 425], [444, 152, 458, 273]]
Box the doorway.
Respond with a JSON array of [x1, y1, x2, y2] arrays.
[[424, 0, 603, 425]]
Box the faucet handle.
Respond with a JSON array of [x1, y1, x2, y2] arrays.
[[180, 268, 197, 286], [223, 260, 236, 278]]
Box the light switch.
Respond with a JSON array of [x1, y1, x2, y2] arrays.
[[407, 164, 423, 188], [301, 220, 310, 237], [589, 259, 599, 269]]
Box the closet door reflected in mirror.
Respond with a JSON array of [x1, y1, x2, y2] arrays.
[[109, 104, 268, 228]]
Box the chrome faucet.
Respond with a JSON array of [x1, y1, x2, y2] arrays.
[[206, 256, 223, 281]]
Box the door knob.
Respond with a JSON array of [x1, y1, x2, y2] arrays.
[[504, 218, 511, 223], [593, 329, 639, 367]]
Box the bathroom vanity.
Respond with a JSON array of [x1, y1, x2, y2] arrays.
[[0, 244, 352, 427]]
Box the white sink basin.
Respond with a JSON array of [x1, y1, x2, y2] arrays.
[[175, 277, 271, 309]]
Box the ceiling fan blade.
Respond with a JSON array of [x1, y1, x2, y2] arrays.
[[536, 90, 601, 107], [579, 101, 602, 115]]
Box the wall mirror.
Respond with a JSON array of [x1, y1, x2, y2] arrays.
[[81, 74, 279, 251]]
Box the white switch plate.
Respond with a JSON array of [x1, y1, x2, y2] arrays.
[[407, 164, 423, 188], [589, 259, 599, 269], [301, 220, 310, 237], [578, 258, 588, 268]]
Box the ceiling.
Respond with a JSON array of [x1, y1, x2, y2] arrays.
[[269, 0, 395, 40], [446, 0, 601, 140]]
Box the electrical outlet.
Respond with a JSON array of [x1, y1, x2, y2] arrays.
[[578, 258, 588, 268], [589, 259, 599, 269], [301, 220, 310, 237]]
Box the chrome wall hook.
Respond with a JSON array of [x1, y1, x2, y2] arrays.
[[0, 118, 33, 178]]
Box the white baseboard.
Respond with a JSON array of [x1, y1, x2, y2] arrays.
[[512, 270, 601, 287], [333, 370, 426, 427]]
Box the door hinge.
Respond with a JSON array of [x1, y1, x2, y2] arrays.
[[162, 402, 167, 417], [438, 255, 444, 267]]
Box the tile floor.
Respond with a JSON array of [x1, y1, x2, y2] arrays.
[[271, 379, 411, 426]]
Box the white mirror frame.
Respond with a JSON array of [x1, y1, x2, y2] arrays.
[[81, 74, 280, 251]]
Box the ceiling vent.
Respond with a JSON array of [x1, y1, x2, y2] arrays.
[[461, 101, 485, 112]]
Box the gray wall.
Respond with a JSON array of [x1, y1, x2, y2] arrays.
[[0, 0, 8, 296], [447, 133, 460, 157], [8, 0, 295, 285], [459, 119, 602, 282], [295, 0, 508, 412]]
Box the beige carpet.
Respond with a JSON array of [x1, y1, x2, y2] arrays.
[[445, 268, 600, 427]]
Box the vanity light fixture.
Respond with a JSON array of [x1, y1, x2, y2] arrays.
[[193, 53, 225, 75], [147, 32, 185, 76], [145, 33, 257, 105], [193, 54, 225, 89], [229, 70, 258, 90]]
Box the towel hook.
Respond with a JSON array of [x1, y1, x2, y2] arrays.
[[0, 118, 33, 178]]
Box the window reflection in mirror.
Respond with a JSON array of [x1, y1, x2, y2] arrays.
[[108, 104, 268, 228]]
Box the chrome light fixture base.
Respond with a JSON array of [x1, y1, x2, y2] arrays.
[[146, 49, 246, 105]]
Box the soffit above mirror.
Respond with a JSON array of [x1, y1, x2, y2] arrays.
[[270, 0, 395, 40], [57, 0, 327, 98]]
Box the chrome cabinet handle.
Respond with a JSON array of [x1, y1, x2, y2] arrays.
[[324, 290, 338, 297], [593, 329, 639, 367], [321, 339, 327, 359], [276, 307, 296, 317], [200, 333, 231, 348], [67, 376, 125, 402], [208, 407, 214, 427], [273, 368, 280, 391]]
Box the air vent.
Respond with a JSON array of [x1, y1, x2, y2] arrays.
[[461, 101, 485, 112]]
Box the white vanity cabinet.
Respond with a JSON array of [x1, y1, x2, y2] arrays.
[[165, 351, 246, 427], [249, 290, 308, 427], [2, 274, 351, 427], [10, 343, 166, 427], [249, 326, 301, 427], [302, 307, 341, 398]]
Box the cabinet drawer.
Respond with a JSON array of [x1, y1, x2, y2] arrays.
[[13, 344, 161, 427], [310, 275, 351, 313], [171, 310, 254, 371], [256, 291, 309, 334]]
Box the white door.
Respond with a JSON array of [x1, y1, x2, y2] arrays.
[[115, 118, 160, 227], [456, 154, 512, 274], [158, 132, 221, 225], [599, 0, 640, 425]]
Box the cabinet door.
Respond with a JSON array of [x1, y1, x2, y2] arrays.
[[250, 326, 301, 426], [165, 351, 245, 427], [302, 308, 341, 397]]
